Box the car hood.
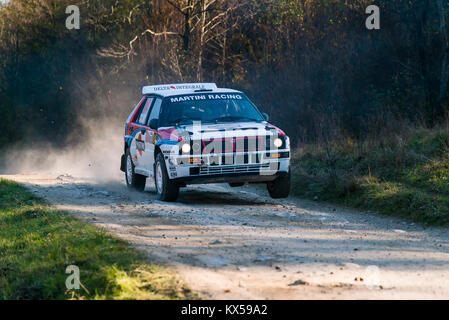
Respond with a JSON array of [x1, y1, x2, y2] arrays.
[[158, 121, 285, 141]]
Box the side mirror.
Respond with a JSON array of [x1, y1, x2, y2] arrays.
[[148, 118, 158, 130], [262, 112, 269, 122]]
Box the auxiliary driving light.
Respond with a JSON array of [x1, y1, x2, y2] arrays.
[[181, 143, 191, 153], [273, 138, 283, 148]]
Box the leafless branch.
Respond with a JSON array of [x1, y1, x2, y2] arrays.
[[128, 29, 180, 60]]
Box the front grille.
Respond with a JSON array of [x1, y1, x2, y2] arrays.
[[198, 163, 273, 176], [180, 136, 283, 155], [202, 136, 268, 153]]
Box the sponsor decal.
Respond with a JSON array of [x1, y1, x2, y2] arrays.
[[136, 140, 145, 152], [145, 133, 153, 143], [207, 94, 243, 100], [154, 84, 205, 92], [136, 133, 145, 154], [170, 94, 243, 103]]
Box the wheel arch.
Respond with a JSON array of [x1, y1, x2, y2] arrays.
[[154, 145, 162, 159]]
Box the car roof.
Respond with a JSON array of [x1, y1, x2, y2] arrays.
[[158, 88, 243, 97], [142, 83, 242, 97]]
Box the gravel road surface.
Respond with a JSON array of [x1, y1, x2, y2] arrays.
[[3, 173, 449, 299]]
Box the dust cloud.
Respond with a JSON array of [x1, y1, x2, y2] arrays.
[[0, 63, 142, 183], [2, 118, 125, 183]]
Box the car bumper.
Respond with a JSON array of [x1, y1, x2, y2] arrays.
[[171, 170, 288, 185], [165, 151, 290, 185]]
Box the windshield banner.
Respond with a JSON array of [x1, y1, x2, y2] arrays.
[[170, 94, 244, 103]]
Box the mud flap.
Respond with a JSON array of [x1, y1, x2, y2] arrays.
[[120, 154, 126, 172]]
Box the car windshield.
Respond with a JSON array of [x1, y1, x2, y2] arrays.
[[159, 93, 264, 126]]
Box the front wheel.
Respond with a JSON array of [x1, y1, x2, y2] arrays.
[[267, 171, 291, 199], [155, 153, 179, 202], [125, 149, 146, 191]]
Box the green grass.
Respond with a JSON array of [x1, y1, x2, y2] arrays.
[[0, 179, 197, 300], [292, 127, 449, 226]]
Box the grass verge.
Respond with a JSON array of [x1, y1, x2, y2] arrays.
[[0, 178, 196, 300], [292, 127, 449, 226]]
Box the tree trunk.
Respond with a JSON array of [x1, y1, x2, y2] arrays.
[[437, 0, 449, 111], [183, 0, 193, 51], [197, 0, 207, 81]]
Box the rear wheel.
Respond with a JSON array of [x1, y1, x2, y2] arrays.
[[155, 153, 179, 202], [267, 171, 291, 199], [125, 149, 146, 191]]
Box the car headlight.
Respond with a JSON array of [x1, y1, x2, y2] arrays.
[[181, 143, 191, 154], [274, 137, 283, 148]]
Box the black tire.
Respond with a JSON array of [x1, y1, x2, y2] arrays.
[[267, 171, 291, 199], [154, 153, 179, 202], [125, 149, 146, 192], [229, 182, 245, 187]]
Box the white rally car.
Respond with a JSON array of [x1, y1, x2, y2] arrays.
[[120, 83, 291, 202]]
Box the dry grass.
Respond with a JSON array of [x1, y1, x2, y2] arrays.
[[0, 179, 198, 300], [292, 126, 449, 226]]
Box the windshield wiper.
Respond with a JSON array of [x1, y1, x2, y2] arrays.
[[209, 116, 262, 123]]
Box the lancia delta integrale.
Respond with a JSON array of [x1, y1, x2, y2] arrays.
[[120, 83, 290, 202]]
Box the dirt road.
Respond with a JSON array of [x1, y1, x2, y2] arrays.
[[3, 173, 449, 299]]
